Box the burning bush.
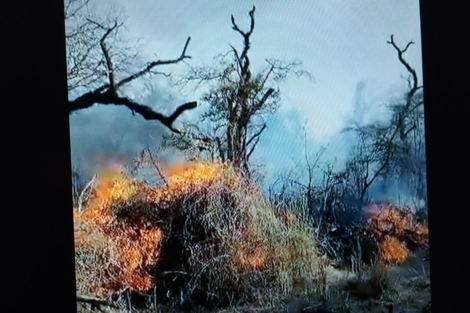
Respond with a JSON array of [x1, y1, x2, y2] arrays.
[[74, 160, 322, 309], [362, 203, 429, 265], [378, 235, 409, 265], [74, 172, 163, 298]]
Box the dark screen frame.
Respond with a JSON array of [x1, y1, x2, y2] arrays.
[[2, 1, 467, 312]]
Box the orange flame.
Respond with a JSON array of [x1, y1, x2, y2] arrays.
[[76, 159, 243, 295], [167, 161, 223, 185], [142, 160, 240, 204], [364, 202, 429, 265], [379, 236, 409, 265], [94, 163, 129, 201]]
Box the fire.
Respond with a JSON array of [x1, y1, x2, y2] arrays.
[[80, 161, 233, 227], [87, 160, 236, 207], [77, 184, 164, 295], [379, 236, 409, 265], [166, 161, 224, 186], [363, 202, 429, 265], [79, 163, 142, 226], [75, 159, 247, 296], [143, 160, 240, 203], [94, 163, 136, 203], [366, 202, 429, 240]]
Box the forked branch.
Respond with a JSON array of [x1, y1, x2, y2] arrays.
[[114, 37, 192, 90], [68, 19, 196, 133], [387, 35, 420, 102], [146, 147, 168, 186], [230, 6, 256, 81]]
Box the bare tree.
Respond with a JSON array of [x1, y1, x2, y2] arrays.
[[65, 0, 197, 134], [166, 6, 311, 172], [343, 35, 425, 202], [386, 36, 426, 202]]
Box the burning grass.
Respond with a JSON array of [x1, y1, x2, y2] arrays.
[[74, 160, 322, 309], [379, 236, 409, 265], [362, 203, 429, 265]]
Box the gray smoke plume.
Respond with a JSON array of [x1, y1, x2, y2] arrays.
[[352, 81, 368, 126], [69, 104, 168, 184], [68, 80, 196, 185]]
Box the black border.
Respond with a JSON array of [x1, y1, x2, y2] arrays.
[[419, 1, 469, 312], [2, 0, 468, 312], [2, 0, 76, 312]]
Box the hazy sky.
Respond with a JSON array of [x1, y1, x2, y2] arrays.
[[68, 0, 423, 187]]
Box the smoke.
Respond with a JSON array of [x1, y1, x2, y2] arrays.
[[69, 77, 201, 184], [69, 103, 168, 184], [337, 81, 428, 208], [68, 78, 426, 212], [352, 81, 368, 126]]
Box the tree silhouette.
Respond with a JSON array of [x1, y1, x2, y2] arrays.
[[65, 0, 197, 134], [343, 35, 425, 202], [167, 6, 311, 173]]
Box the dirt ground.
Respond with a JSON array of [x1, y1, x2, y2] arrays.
[[76, 249, 431, 313], [280, 249, 431, 313]]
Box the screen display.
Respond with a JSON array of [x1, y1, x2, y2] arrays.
[[65, 1, 430, 312]]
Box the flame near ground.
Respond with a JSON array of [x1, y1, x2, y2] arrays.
[[73, 160, 428, 304]]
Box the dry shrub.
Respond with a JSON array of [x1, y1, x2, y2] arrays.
[[75, 170, 163, 298], [362, 203, 429, 265], [74, 160, 322, 309]]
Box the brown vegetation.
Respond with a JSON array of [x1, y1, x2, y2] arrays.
[[74, 161, 323, 309], [73, 160, 430, 312], [362, 203, 428, 265]]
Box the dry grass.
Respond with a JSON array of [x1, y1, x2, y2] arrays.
[[74, 170, 163, 298], [73, 161, 430, 311], [74, 160, 323, 310]]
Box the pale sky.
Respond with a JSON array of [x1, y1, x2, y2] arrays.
[[68, 0, 423, 188]]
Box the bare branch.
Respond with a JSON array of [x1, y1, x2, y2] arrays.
[[260, 64, 275, 90], [64, 0, 91, 19], [146, 147, 168, 186], [248, 6, 256, 36], [265, 59, 312, 82], [402, 40, 415, 53], [96, 21, 120, 93], [246, 135, 260, 161], [251, 87, 275, 114], [230, 6, 256, 81], [246, 124, 266, 147], [230, 6, 256, 37], [283, 178, 312, 192], [114, 37, 192, 90], [387, 35, 419, 101], [230, 44, 243, 73], [78, 174, 97, 211], [69, 90, 197, 133], [65, 2, 197, 134]]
